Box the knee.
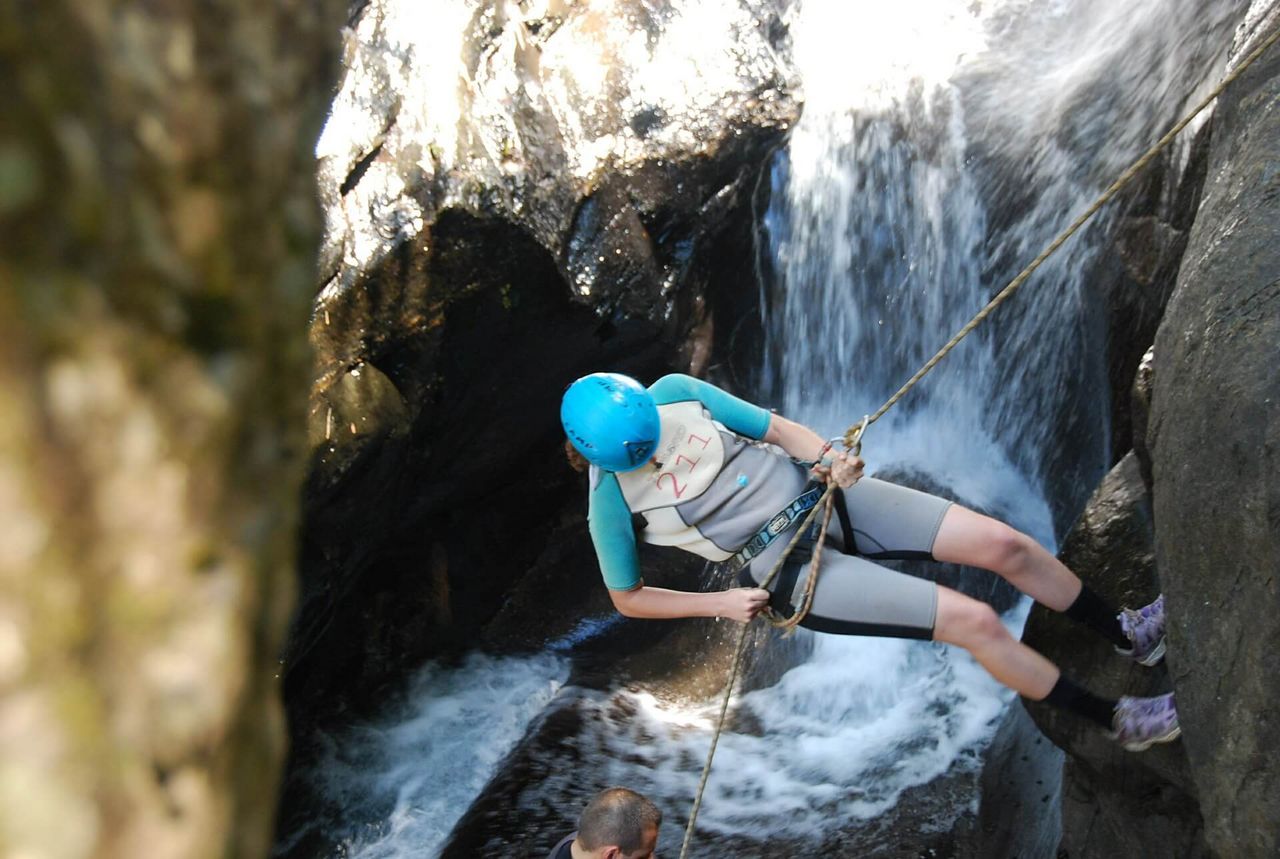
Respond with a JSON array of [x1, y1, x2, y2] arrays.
[[985, 525, 1033, 575], [937, 596, 1008, 649], [965, 601, 1008, 646]]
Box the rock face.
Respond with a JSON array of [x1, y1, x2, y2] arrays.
[[284, 0, 799, 732], [1147, 9, 1280, 856], [1023, 10, 1280, 857], [0, 3, 343, 858], [1099, 126, 1212, 466], [1023, 453, 1206, 857]]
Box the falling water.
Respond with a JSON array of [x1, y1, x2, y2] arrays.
[[765, 0, 1246, 486], [742, 0, 1245, 845], [740, 0, 1244, 847], [288, 1, 1247, 856]]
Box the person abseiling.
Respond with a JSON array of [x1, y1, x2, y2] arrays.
[[561, 372, 1178, 751]]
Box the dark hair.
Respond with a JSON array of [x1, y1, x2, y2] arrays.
[[576, 787, 662, 852], [565, 438, 590, 473]]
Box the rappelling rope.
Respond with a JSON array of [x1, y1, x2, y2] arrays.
[[679, 22, 1280, 859], [845, 19, 1280, 449], [678, 481, 835, 852]]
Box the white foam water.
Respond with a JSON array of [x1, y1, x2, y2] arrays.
[[302, 652, 568, 858], [560, 605, 1031, 840]]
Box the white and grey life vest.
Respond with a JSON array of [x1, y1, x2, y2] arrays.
[[615, 401, 805, 561]]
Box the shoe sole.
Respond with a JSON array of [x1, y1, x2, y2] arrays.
[[1122, 722, 1181, 752], [1116, 635, 1167, 666], [1137, 636, 1167, 667]]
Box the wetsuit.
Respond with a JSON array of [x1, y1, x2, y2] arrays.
[[547, 833, 575, 859], [588, 374, 952, 639]]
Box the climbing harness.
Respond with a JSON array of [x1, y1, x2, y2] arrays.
[[728, 484, 825, 571], [679, 21, 1280, 858]]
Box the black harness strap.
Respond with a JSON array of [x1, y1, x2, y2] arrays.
[[734, 482, 859, 620], [832, 485, 855, 555], [728, 483, 825, 572]]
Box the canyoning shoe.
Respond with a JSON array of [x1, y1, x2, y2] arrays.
[[1109, 692, 1181, 752], [1115, 594, 1166, 666]]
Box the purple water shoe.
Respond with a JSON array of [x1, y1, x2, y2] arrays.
[[1116, 594, 1166, 666], [1110, 692, 1181, 751]]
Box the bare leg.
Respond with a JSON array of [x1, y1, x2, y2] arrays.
[[934, 586, 1059, 699], [932, 505, 1082, 612]]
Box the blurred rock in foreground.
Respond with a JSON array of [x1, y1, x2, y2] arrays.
[[0, 3, 343, 857]]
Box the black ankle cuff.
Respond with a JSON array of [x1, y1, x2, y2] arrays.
[[1039, 675, 1115, 730], [1064, 584, 1129, 650]]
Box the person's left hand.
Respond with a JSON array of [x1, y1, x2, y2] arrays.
[[811, 451, 864, 488]]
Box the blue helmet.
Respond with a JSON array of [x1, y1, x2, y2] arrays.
[[561, 373, 660, 472]]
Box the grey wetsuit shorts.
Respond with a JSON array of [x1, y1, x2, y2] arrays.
[[744, 477, 953, 641]]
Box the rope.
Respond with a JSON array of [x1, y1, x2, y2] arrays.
[[761, 490, 836, 633], [678, 481, 835, 857], [679, 23, 1280, 858], [847, 19, 1280, 447], [678, 621, 747, 856]]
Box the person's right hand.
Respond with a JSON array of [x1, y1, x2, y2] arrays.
[[718, 587, 770, 623], [811, 451, 865, 488]]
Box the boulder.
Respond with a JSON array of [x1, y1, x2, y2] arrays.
[[1023, 453, 1206, 857], [1100, 121, 1212, 466], [1147, 9, 1280, 856], [963, 702, 1064, 859]]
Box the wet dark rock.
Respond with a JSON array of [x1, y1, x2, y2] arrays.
[[278, 1, 801, 843], [440, 670, 999, 859], [1023, 452, 1205, 857], [960, 702, 1064, 859], [1099, 121, 1212, 466], [1148, 12, 1280, 856], [1055, 756, 1208, 859]]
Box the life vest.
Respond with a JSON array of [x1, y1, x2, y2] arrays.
[[615, 400, 733, 561]]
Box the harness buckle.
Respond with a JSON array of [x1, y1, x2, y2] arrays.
[[729, 484, 823, 572]]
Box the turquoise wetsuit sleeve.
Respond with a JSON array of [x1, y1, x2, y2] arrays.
[[648, 373, 771, 439], [588, 471, 642, 591]]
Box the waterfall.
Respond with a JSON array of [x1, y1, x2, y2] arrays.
[[765, 0, 1245, 498], [737, 0, 1245, 843], [287, 1, 1246, 856]]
